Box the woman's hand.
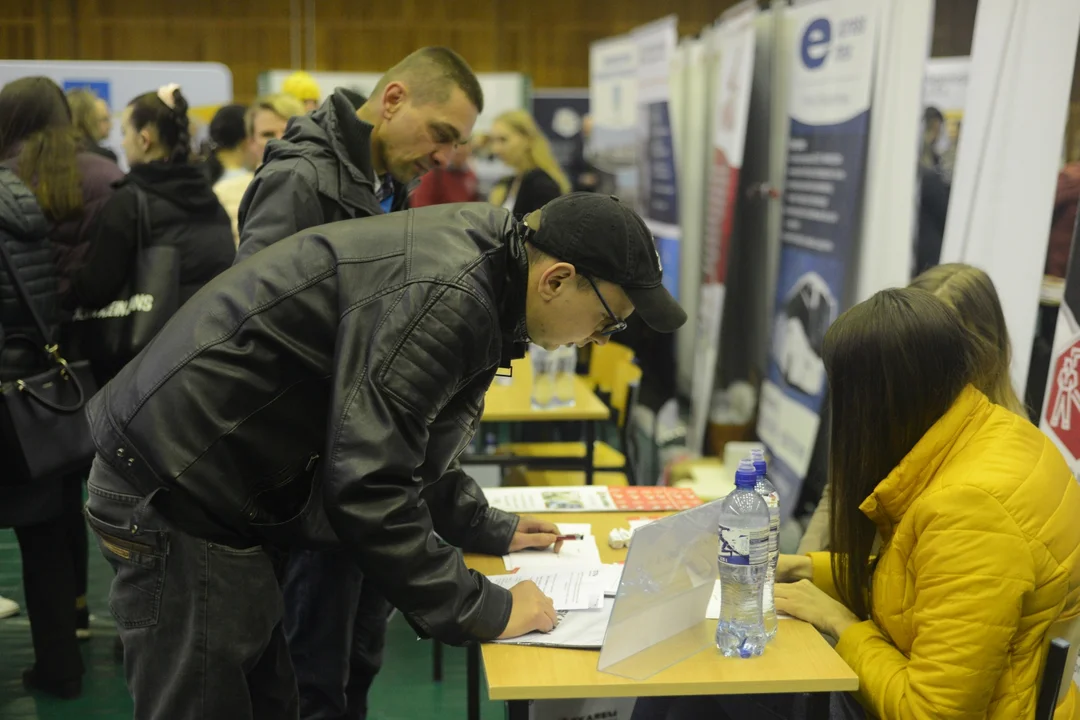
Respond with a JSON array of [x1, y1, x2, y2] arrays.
[[776, 554, 813, 583], [774, 579, 860, 638]]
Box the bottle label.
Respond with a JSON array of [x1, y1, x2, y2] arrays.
[[767, 491, 780, 556], [718, 524, 769, 566]]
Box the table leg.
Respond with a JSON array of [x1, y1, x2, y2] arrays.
[[584, 420, 596, 485], [468, 642, 481, 720], [806, 692, 831, 720], [506, 700, 530, 720], [432, 640, 443, 682]]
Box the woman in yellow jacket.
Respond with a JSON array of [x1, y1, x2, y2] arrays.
[[798, 263, 1028, 554], [774, 287, 1080, 719]]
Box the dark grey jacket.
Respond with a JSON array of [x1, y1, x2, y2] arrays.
[[86, 203, 529, 644], [0, 167, 59, 383], [235, 88, 410, 264], [0, 168, 67, 529]]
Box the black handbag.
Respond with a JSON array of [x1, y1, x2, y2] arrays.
[[65, 185, 180, 381], [0, 237, 98, 486]]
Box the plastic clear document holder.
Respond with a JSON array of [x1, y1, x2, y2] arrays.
[[597, 500, 722, 680]]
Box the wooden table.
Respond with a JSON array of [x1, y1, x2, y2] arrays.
[[481, 358, 610, 423], [464, 512, 858, 720], [462, 358, 611, 484]]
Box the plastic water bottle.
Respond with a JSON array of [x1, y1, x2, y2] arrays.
[[715, 459, 770, 658], [529, 344, 556, 409], [750, 448, 780, 639], [554, 345, 578, 407]]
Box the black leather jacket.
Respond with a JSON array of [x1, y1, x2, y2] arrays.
[[86, 203, 530, 644]]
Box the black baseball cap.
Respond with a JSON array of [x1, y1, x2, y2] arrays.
[[529, 193, 687, 333]]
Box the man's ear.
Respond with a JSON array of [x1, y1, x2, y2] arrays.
[[381, 82, 406, 118], [538, 262, 576, 299]]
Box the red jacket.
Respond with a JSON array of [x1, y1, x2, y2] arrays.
[[409, 167, 479, 207], [1044, 162, 1080, 279]]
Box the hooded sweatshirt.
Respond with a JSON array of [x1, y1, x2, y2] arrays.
[[70, 161, 235, 310]]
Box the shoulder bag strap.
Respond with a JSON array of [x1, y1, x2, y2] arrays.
[[133, 184, 151, 254], [0, 235, 55, 349]]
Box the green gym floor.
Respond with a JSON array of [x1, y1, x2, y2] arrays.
[[0, 528, 502, 719]]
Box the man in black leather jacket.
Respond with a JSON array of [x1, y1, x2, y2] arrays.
[[83, 193, 686, 719], [234, 47, 486, 720], [236, 47, 482, 264]]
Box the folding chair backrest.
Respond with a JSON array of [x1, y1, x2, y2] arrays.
[[1038, 614, 1080, 719], [609, 361, 643, 428], [588, 341, 635, 394]]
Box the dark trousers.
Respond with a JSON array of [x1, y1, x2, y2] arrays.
[[630, 692, 866, 720], [13, 474, 86, 684], [282, 549, 391, 720], [68, 474, 89, 627], [85, 460, 299, 720]]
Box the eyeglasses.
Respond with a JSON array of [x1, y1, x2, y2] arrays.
[[583, 276, 627, 336]]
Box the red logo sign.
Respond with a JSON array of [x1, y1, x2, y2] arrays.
[[1045, 340, 1080, 459]]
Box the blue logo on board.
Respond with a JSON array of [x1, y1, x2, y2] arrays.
[[62, 80, 111, 108], [800, 18, 832, 70]]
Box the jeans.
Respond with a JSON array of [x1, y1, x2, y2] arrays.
[[282, 549, 391, 720], [85, 459, 299, 720], [629, 692, 866, 720]]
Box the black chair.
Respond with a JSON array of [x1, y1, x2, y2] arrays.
[[1037, 637, 1071, 720]]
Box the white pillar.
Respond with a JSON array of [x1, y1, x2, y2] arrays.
[[940, 0, 1080, 392]]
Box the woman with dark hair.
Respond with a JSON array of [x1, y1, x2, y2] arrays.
[[69, 84, 234, 371], [0, 167, 84, 699], [798, 263, 1027, 554], [0, 75, 123, 658], [0, 76, 124, 301], [773, 289, 1080, 719], [207, 103, 254, 246], [634, 289, 1080, 720]]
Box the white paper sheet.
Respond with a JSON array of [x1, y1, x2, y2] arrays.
[[705, 579, 792, 620], [490, 603, 613, 649], [503, 536, 603, 571], [599, 564, 624, 596], [556, 523, 593, 538], [486, 570, 604, 611]]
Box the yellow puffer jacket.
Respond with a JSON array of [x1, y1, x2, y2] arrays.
[[809, 386, 1080, 719]]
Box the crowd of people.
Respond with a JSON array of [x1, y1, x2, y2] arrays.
[[0, 43, 1078, 720]]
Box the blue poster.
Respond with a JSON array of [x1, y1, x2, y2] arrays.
[[756, 1, 878, 516], [633, 17, 680, 301], [62, 79, 111, 108], [646, 101, 680, 299]]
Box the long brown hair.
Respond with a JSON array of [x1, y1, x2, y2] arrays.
[[909, 263, 1026, 416], [0, 76, 84, 222], [824, 288, 984, 620]]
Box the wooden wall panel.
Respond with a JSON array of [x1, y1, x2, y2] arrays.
[[0, 0, 1075, 107], [0, 0, 735, 100]]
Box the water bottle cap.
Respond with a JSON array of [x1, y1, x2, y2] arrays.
[[734, 458, 758, 488], [748, 448, 767, 477]]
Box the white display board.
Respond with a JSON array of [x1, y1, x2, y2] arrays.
[[257, 70, 529, 135], [0, 60, 233, 169], [687, 2, 759, 454], [853, 0, 935, 303], [940, 0, 1080, 394]]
